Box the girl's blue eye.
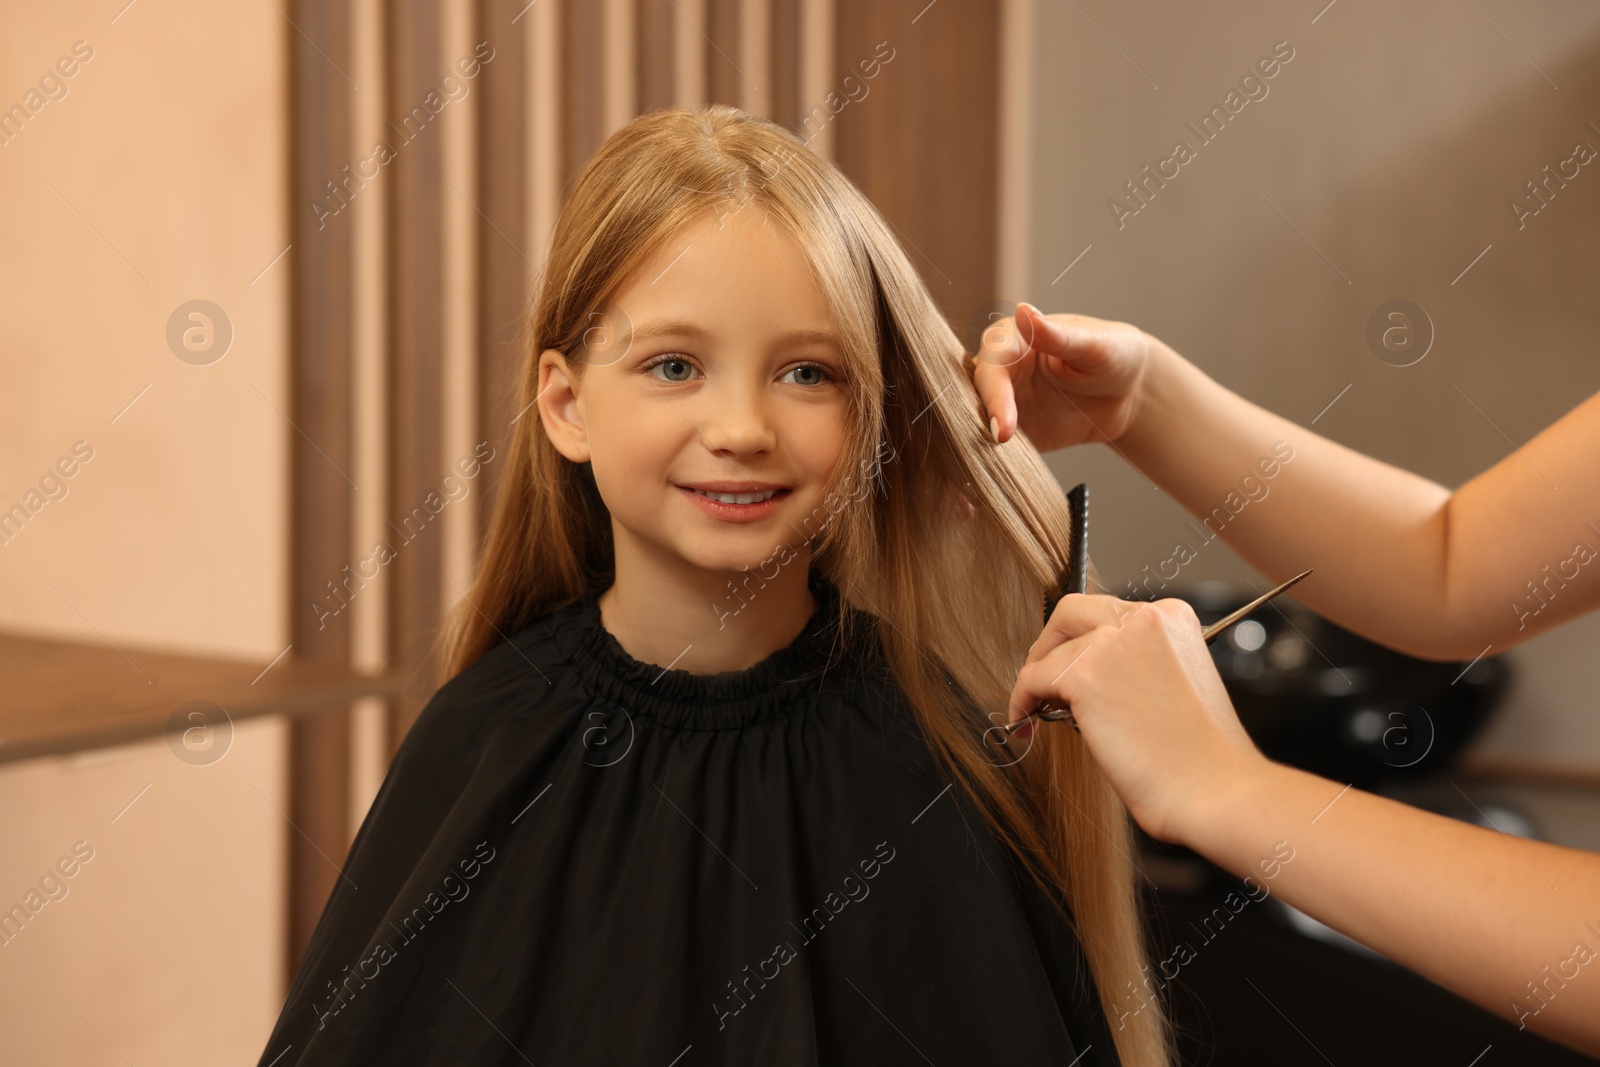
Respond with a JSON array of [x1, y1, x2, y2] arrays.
[[781, 363, 835, 387], [644, 355, 699, 383], [642, 356, 837, 387]]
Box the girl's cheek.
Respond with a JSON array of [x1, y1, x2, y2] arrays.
[[793, 405, 850, 465]]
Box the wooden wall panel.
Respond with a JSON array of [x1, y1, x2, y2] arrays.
[[385, 1, 448, 745], [637, 0, 679, 113], [477, 0, 533, 517], [563, 1, 606, 193], [706, 0, 743, 106], [771, 0, 803, 128], [833, 0, 1000, 326], [287, 0, 356, 983]]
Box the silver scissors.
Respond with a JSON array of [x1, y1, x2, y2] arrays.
[[999, 482, 1313, 739]]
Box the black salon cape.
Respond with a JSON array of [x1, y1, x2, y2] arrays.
[[255, 572, 1122, 1066]]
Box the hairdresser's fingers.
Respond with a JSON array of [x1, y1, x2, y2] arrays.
[[1005, 597, 1263, 841], [969, 305, 1152, 448], [1012, 304, 1149, 400], [1007, 593, 1193, 725], [1022, 593, 1149, 667], [1005, 628, 1103, 729], [970, 306, 1059, 444], [968, 345, 1020, 445]]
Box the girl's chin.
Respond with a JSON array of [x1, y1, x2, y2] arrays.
[[673, 541, 807, 579]]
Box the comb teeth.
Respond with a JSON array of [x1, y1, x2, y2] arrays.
[[1066, 483, 1089, 595], [1045, 483, 1090, 622]]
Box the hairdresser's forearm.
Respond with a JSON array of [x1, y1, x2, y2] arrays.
[[1180, 759, 1600, 1054], [1117, 345, 1600, 655], [1116, 343, 1470, 656]]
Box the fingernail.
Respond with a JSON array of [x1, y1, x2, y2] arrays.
[[990, 415, 1000, 443]]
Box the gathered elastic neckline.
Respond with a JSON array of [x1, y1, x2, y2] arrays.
[[543, 570, 867, 730]]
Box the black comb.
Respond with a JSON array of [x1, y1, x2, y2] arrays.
[[1043, 482, 1089, 623]]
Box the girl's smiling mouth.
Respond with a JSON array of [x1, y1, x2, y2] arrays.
[[676, 482, 793, 521]]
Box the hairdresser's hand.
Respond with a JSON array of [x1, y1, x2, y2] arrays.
[[969, 304, 1166, 451], [1005, 594, 1268, 846]]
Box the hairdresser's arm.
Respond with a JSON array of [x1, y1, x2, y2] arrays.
[[1006, 594, 1600, 1057], [974, 305, 1600, 659]]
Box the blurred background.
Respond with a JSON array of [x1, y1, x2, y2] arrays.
[[1, 0, 1597, 1063]]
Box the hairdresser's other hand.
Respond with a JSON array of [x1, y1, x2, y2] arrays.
[[970, 304, 1165, 451], [1005, 594, 1267, 846]]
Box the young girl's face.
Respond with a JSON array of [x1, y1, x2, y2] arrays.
[[539, 205, 851, 586]]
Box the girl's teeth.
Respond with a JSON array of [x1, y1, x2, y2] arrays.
[[697, 489, 779, 504]]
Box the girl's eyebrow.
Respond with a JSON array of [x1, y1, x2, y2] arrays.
[[626, 319, 714, 347], [625, 318, 843, 352], [771, 327, 845, 351]]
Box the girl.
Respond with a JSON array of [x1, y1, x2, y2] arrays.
[[256, 105, 1169, 1066]]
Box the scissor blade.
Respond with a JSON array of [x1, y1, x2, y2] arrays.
[[1199, 568, 1314, 644]]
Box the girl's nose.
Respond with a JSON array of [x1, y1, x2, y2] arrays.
[[698, 383, 777, 455]]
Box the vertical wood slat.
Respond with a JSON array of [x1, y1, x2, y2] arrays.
[[347, 0, 392, 839], [833, 0, 999, 326], [674, 0, 707, 107], [604, 0, 638, 137], [739, 0, 771, 117], [287, 0, 356, 986], [563, 0, 606, 194], [705, 0, 742, 106], [798, 0, 833, 156], [528, 2, 562, 291], [997, 0, 1034, 300], [468, 0, 563, 553], [476, 0, 533, 520], [770, 0, 803, 131], [385, 0, 448, 747], [637, 0, 678, 114], [442, 0, 482, 621]]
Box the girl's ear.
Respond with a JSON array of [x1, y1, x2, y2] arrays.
[[537, 348, 590, 463]]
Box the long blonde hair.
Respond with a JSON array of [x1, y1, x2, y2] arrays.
[[440, 103, 1170, 1066]]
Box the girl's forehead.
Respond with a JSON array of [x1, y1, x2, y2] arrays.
[[608, 209, 839, 340]]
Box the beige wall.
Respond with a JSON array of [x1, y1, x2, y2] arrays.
[[1023, 1, 1600, 763], [0, 2, 289, 1063]]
